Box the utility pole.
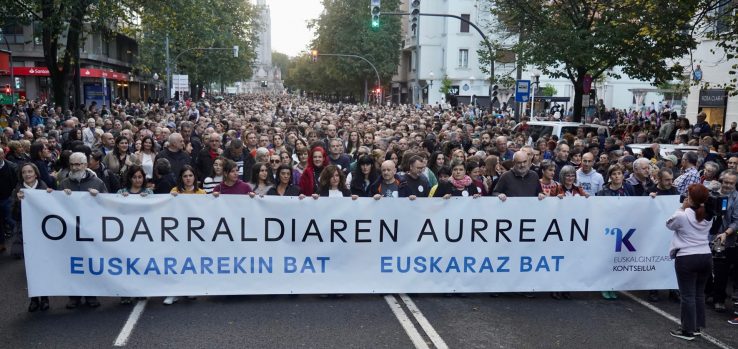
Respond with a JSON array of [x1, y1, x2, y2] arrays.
[[165, 34, 171, 102]]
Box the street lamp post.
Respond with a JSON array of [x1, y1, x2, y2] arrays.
[[530, 72, 540, 118], [427, 71, 434, 104]]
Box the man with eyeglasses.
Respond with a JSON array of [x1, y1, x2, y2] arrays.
[[59, 152, 107, 309], [710, 170, 738, 315], [195, 133, 222, 182]]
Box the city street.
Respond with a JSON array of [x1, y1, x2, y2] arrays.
[[2, 252, 736, 349]]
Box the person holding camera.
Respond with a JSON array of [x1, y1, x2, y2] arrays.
[[666, 183, 713, 340], [710, 170, 738, 315]]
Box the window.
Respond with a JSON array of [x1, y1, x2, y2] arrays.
[[715, 2, 736, 34], [458, 49, 469, 68], [460, 14, 470, 33], [1, 25, 24, 44]]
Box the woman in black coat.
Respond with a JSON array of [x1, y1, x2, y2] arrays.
[[12, 162, 52, 312]]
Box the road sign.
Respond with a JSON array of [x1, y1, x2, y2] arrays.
[[515, 80, 531, 102]]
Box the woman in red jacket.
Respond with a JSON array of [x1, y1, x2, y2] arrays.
[[299, 145, 330, 195]]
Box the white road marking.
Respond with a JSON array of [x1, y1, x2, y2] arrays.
[[384, 294, 430, 349], [399, 294, 448, 349], [621, 291, 734, 349], [113, 299, 148, 347]]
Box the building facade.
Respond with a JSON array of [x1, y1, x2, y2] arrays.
[[234, 0, 284, 94], [392, 0, 672, 115], [0, 23, 153, 108]]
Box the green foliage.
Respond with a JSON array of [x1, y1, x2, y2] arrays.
[[272, 52, 291, 75], [488, 0, 702, 121], [136, 0, 260, 91], [539, 84, 557, 96], [288, 0, 402, 98], [439, 75, 453, 95], [1, 0, 137, 110]]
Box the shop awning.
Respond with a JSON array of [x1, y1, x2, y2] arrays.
[[4, 66, 129, 81]]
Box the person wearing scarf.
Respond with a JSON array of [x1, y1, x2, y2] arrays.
[[299, 145, 330, 196], [432, 159, 480, 198]]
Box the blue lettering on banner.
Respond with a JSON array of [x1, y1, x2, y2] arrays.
[[71, 256, 84, 274], [520, 256, 564, 272], [68, 256, 280, 275], [380, 256, 518, 273], [284, 256, 330, 273]]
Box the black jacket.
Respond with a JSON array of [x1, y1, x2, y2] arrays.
[[266, 185, 301, 197]]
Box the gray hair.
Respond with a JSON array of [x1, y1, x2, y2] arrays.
[[633, 157, 650, 168], [70, 152, 88, 164], [704, 161, 719, 172], [559, 165, 577, 179]]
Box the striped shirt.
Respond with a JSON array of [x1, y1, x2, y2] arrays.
[[203, 176, 223, 194], [674, 167, 699, 196]]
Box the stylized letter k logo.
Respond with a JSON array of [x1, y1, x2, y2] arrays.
[[615, 228, 636, 252]]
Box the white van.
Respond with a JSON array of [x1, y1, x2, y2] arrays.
[[512, 121, 609, 143]]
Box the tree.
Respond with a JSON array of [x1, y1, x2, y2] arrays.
[[292, 0, 402, 99], [539, 84, 557, 97], [1, 0, 131, 111], [489, 0, 702, 122], [135, 0, 259, 97]]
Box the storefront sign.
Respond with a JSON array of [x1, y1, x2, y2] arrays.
[[7, 67, 128, 81], [699, 89, 727, 108]]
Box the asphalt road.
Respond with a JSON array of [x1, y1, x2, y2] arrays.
[[2, 251, 737, 349]]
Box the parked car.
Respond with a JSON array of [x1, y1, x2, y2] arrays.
[[628, 144, 699, 158], [512, 121, 609, 143]]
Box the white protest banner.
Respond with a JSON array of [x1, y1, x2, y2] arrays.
[[22, 191, 681, 297]]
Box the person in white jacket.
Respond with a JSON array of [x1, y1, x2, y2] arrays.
[[666, 183, 712, 341]]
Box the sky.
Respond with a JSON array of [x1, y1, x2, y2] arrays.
[[264, 0, 324, 57]]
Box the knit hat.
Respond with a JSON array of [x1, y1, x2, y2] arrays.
[[664, 155, 678, 164]]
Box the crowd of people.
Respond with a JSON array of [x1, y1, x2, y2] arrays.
[[1, 94, 737, 336]]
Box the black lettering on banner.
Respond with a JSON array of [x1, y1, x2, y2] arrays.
[[237, 217, 255, 241], [445, 219, 463, 242], [161, 217, 179, 242], [519, 219, 536, 242], [75, 216, 93, 241], [331, 220, 348, 243], [188, 217, 206, 241], [131, 217, 154, 242], [571, 219, 589, 241], [380, 219, 398, 242], [213, 218, 234, 241], [496, 220, 512, 242], [418, 219, 438, 242], [303, 219, 323, 242], [291, 218, 297, 241], [471, 219, 488, 242], [42, 215, 66, 240], [264, 218, 284, 241], [544, 219, 562, 242], [102, 217, 123, 242], [355, 219, 371, 243]]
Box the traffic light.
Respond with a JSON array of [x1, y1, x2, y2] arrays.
[[371, 0, 381, 29], [311, 50, 318, 63], [3, 84, 9, 95], [410, 0, 420, 33], [375, 87, 381, 95], [491, 84, 499, 99]]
